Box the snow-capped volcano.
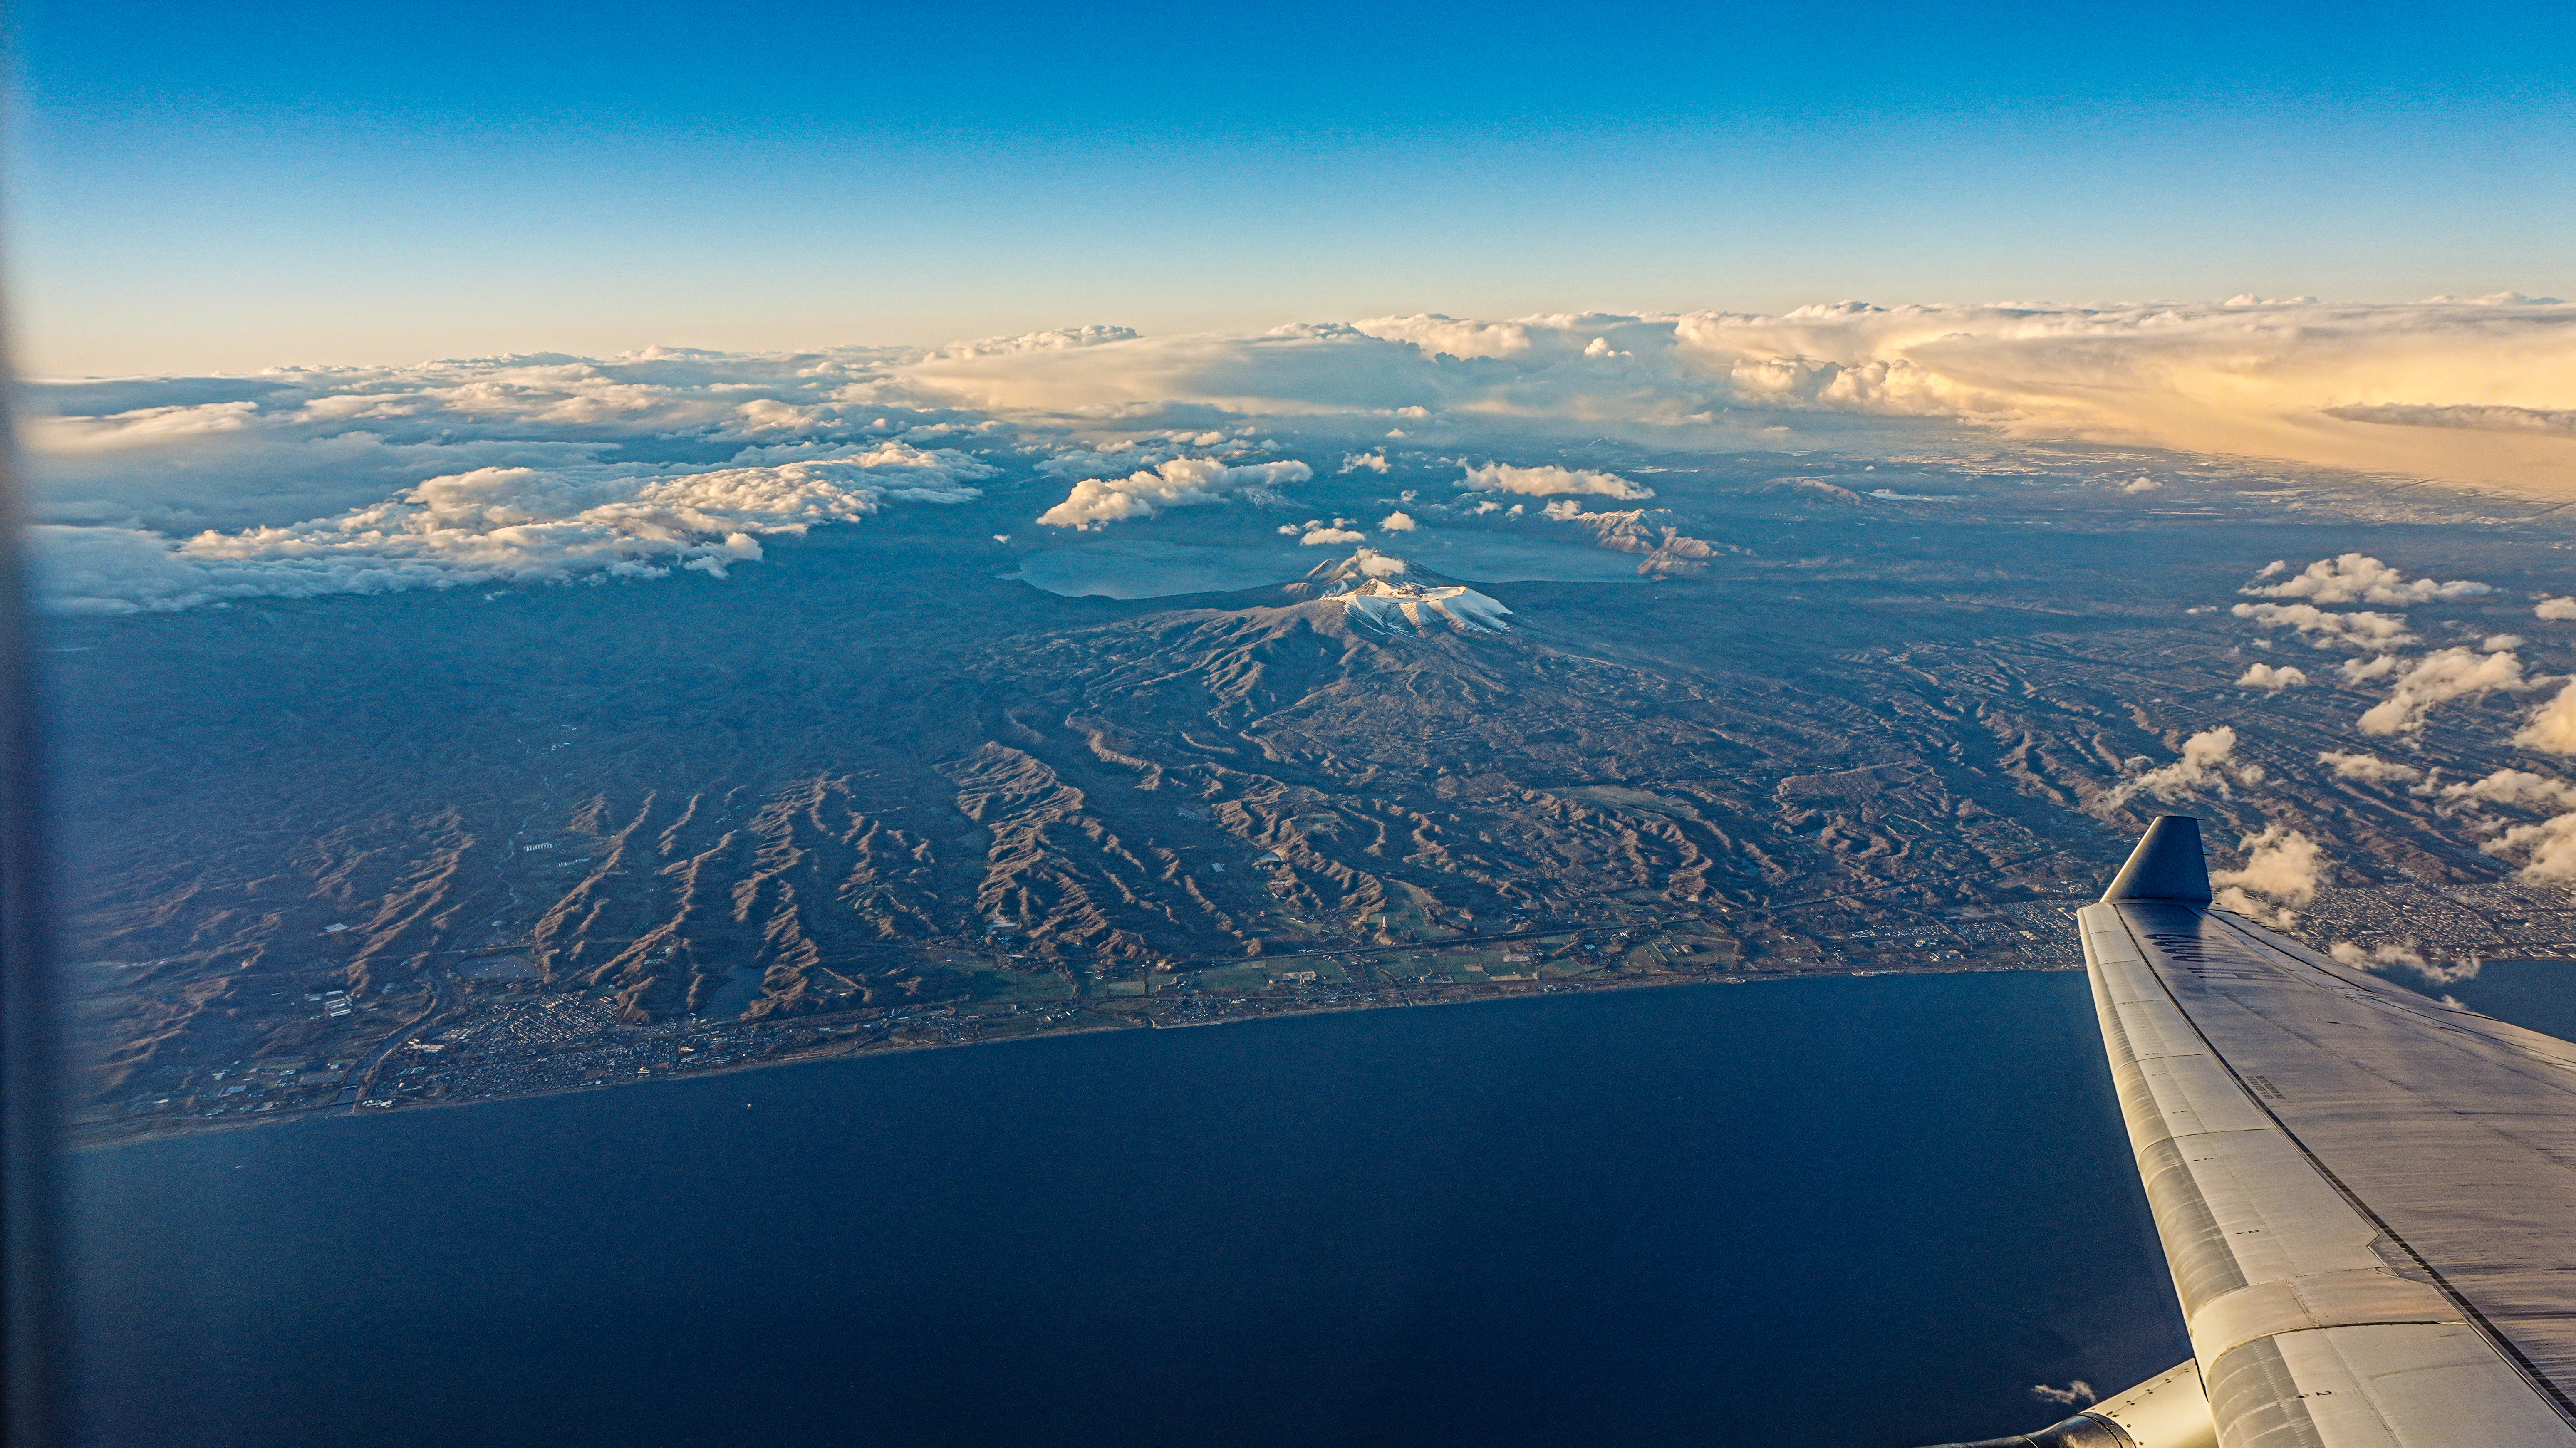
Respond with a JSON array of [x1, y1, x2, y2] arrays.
[[1284, 550, 1511, 635]]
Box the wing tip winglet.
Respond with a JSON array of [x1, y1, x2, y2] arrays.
[[2102, 814, 2212, 904]]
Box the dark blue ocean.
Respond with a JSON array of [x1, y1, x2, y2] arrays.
[[67, 973, 2197, 1448]]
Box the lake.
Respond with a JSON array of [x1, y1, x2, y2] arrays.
[[66, 972, 2197, 1448]]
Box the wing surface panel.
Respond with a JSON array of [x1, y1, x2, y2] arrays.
[[2081, 900, 2576, 1447]]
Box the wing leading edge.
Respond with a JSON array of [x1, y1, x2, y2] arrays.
[[2083, 816, 2576, 1448]]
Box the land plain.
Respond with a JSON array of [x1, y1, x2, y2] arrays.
[[43, 441, 2576, 1137]]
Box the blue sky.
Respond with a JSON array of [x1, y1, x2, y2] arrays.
[[12, 0, 2574, 374]]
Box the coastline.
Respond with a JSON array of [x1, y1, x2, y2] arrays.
[[67, 960, 2078, 1151]]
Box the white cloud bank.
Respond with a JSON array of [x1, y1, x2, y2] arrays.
[[1456, 463, 1653, 500], [1034, 457, 1311, 529], [890, 299, 2576, 498], [2241, 554, 2491, 606], [33, 296, 2576, 611], [35, 445, 994, 615]]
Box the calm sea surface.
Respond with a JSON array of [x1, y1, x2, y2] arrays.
[[72, 973, 2223, 1448]]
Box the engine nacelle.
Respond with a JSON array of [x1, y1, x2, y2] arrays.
[[1917, 1360, 2215, 1448]]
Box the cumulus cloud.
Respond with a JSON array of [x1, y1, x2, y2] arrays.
[[2514, 680, 2576, 754], [1340, 452, 1390, 473], [34, 444, 994, 614], [2355, 646, 2533, 734], [2330, 940, 2426, 970], [2241, 553, 2492, 605], [2537, 596, 2576, 621], [2489, 814, 2576, 881], [1300, 527, 1366, 545], [1458, 462, 1653, 500], [2211, 824, 2322, 925], [1035, 458, 1312, 530], [1378, 511, 1418, 532], [2231, 602, 2416, 652], [2031, 1383, 2098, 1408], [2318, 750, 2423, 783], [1542, 499, 1587, 521], [2327, 938, 2479, 985], [2106, 727, 2261, 807], [2120, 476, 2161, 493], [2237, 663, 2310, 691], [2432, 766, 2576, 884], [2440, 768, 2576, 809]]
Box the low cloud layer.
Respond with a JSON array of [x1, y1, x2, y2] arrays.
[[888, 299, 2576, 497], [32, 297, 2576, 612], [36, 445, 994, 614]]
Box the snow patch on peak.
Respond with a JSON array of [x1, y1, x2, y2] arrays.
[[1293, 551, 1510, 635], [1338, 580, 1513, 635]]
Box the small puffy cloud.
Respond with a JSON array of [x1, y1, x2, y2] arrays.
[[2237, 663, 2310, 691], [1340, 452, 1390, 473], [2031, 1383, 2098, 1408], [2242, 553, 2491, 605], [1300, 527, 1367, 545], [2318, 750, 2422, 783], [2339, 653, 2405, 683], [2356, 646, 2532, 735], [1542, 499, 1586, 521], [1036, 457, 1312, 530], [2330, 940, 2427, 971], [2212, 824, 2322, 925], [2483, 634, 2527, 652], [2120, 476, 2161, 493], [2537, 596, 2576, 621], [1352, 550, 1406, 577], [1458, 462, 1653, 500], [2107, 726, 2260, 807], [2440, 767, 2576, 809], [2327, 938, 2480, 984], [2232, 602, 2416, 651], [1378, 511, 1418, 532], [2514, 680, 2576, 755]]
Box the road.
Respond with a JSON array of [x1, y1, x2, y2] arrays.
[[339, 971, 450, 1111]]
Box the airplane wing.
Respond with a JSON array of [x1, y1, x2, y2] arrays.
[[2073, 815, 2576, 1448]]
